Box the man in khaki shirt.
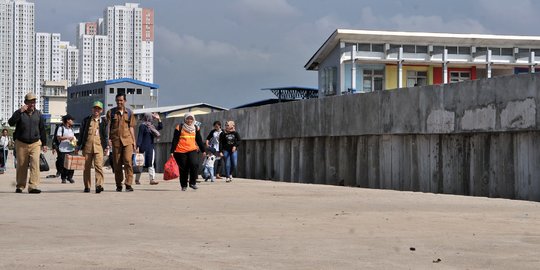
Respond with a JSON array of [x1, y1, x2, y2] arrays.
[[106, 93, 137, 192], [77, 101, 108, 193]]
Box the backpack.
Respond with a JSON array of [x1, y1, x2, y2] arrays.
[[109, 107, 133, 126], [52, 125, 64, 150]]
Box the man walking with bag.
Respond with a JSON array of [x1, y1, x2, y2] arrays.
[[106, 93, 137, 192], [77, 101, 108, 193], [8, 93, 48, 194]]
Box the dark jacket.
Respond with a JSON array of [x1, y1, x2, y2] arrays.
[[77, 115, 108, 151], [170, 124, 205, 154], [136, 121, 163, 167], [219, 131, 241, 153], [8, 109, 47, 145]]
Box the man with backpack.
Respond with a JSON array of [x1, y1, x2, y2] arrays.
[[106, 93, 137, 192]]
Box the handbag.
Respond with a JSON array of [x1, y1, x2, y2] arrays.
[[132, 153, 144, 174], [39, 153, 50, 172], [132, 153, 145, 167], [163, 155, 179, 180]]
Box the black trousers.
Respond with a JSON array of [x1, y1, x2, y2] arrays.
[[57, 151, 75, 180], [173, 151, 198, 188]]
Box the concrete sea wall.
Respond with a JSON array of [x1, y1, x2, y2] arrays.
[[155, 73, 540, 201]]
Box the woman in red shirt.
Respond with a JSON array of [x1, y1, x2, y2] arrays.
[[170, 113, 205, 191]]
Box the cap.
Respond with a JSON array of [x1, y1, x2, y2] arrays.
[[93, 101, 104, 109], [24, 92, 37, 101]]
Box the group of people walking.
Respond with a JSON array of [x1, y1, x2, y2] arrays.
[[7, 92, 241, 194]]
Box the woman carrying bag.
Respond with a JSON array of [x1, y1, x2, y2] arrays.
[[170, 113, 205, 191], [135, 112, 162, 185]]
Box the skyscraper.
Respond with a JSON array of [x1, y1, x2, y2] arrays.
[[0, 0, 35, 124], [62, 42, 79, 87], [105, 3, 154, 83], [35, 33, 78, 108], [76, 23, 108, 84]]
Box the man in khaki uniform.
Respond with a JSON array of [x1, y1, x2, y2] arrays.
[[106, 93, 137, 192], [77, 101, 108, 193], [8, 93, 48, 194]]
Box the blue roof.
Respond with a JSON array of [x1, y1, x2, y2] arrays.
[[105, 78, 159, 89]]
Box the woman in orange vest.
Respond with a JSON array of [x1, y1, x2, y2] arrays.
[[170, 113, 206, 191]]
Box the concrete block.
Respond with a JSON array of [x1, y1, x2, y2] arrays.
[[426, 110, 455, 133], [468, 134, 490, 197], [460, 104, 496, 131], [489, 133, 515, 199], [500, 98, 536, 129], [442, 135, 466, 195]]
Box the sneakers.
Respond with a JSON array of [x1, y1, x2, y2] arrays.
[[28, 189, 41, 194], [189, 184, 198, 190], [149, 180, 159, 185], [96, 186, 104, 194], [116, 185, 122, 192], [61, 179, 66, 184], [181, 187, 187, 191], [15, 188, 22, 193], [83, 188, 90, 193], [125, 185, 134, 192], [226, 177, 233, 183], [68, 179, 75, 184]]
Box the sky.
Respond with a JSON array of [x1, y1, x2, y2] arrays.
[[34, 0, 540, 109]]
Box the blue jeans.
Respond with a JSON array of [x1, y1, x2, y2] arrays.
[[203, 165, 214, 182], [222, 150, 237, 177]]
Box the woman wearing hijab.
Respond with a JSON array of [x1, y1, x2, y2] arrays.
[[170, 113, 205, 191], [135, 112, 162, 185], [219, 120, 241, 182]]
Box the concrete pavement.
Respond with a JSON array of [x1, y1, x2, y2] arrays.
[[1, 152, 540, 269]]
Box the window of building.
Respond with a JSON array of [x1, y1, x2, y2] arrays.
[[450, 71, 470, 83], [362, 69, 384, 92], [403, 45, 415, 53], [109, 88, 114, 94], [407, 70, 427, 87], [501, 48, 513, 56], [458, 46, 471, 55], [136, 88, 142, 94], [416, 45, 428, 53], [127, 88, 135, 94], [117, 88, 125, 95], [321, 66, 338, 95], [446, 46, 458, 54], [357, 43, 371, 51]]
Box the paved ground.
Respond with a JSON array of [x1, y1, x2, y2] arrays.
[[1, 151, 540, 269]]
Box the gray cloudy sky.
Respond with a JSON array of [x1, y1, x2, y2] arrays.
[[35, 0, 540, 108]]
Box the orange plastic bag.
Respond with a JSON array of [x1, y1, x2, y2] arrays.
[[163, 155, 179, 180]]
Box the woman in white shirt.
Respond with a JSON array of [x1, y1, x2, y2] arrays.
[[56, 114, 77, 183], [0, 128, 10, 173]]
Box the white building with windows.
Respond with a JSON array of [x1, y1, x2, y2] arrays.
[[305, 29, 540, 97], [105, 3, 154, 83], [35, 33, 78, 109], [0, 0, 34, 123], [76, 3, 154, 85], [77, 33, 108, 84], [62, 42, 79, 86]]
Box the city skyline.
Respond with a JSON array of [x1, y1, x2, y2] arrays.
[[20, 0, 540, 109]]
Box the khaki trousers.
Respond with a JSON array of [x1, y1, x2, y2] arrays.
[[112, 144, 134, 186], [83, 149, 104, 189], [15, 140, 41, 190]]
